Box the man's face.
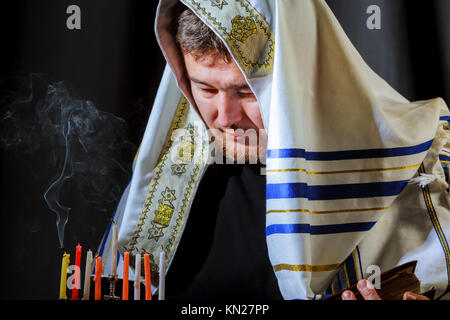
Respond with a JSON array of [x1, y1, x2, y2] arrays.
[[183, 52, 266, 162]]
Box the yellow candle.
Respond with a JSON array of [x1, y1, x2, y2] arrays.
[[59, 252, 70, 300]]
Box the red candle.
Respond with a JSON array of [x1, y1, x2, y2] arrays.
[[122, 252, 129, 300], [94, 256, 102, 300], [144, 253, 152, 300], [72, 243, 82, 300]]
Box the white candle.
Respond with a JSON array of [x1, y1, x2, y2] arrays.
[[111, 224, 118, 275], [158, 249, 165, 300], [82, 250, 93, 300], [134, 253, 141, 300]]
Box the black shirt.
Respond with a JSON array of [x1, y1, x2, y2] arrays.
[[165, 163, 283, 301]]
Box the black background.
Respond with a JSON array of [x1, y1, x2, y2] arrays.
[[0, 0, 449, 300]]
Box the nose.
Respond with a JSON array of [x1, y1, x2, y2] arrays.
[[215, 93, 243, 128]]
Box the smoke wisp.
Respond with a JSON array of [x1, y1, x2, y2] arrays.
[[0, 74, 137, 247]]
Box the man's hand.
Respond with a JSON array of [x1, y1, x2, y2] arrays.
[[341, 279, 430, 300]]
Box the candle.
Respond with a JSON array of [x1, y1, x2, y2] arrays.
[[71, 243, 82, 300], [158, 249, 165, 300], [111, 224, 118, 276], [122, 251, 129, 300], [144, 253, 152, 300], [82, 250, 93, 300], [94, 256, 102, 300], [134, 253, 141, 300], [59, 252, 70, 300]]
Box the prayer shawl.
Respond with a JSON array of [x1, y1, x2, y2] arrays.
[[97, 0, 450, 300]]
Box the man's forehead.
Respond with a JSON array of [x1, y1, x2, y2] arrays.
[[189, 76, 249, 90], [184, 53, 250, 90]]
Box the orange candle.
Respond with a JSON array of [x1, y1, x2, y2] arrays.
[[122, 252, 129, 300], [144, 253, 152, 300], [94, 256, 102, 300], [72, 243, 82, 300]]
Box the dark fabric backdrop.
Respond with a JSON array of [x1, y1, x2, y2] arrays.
[[0, 0, 448, 300]]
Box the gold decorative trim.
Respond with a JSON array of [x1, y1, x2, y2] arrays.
[[125, 96, 208, 280], [267, 207, 389, 215], [184, 0, 274, 78], [266, 163, 421, 175], [126, 97, 189, 252], [274, 263, 342, 273], [209, 0, 227, 10]]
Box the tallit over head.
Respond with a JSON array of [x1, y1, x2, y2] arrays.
[[98, 0, 450, 300]]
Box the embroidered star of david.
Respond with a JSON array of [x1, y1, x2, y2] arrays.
[[148, 223, 165, 241], [210, 0, 228, 10]]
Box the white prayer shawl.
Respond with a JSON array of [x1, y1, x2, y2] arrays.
[[97, 0, 450, 299]]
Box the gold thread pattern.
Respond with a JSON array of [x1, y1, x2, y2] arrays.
[[185, 0, 274, 78], [209, 0, 227, 9], [230, 16, 257, 42], [171, 163, 187, 176], [178, 124, 197, 163], [267, 207, 389, 215], [274, 263, 342, 273], [126, 97, 189, 252], [343, 263, 351, 288], [266, 163, 421, 175], [148, 187, 177, 241], [125, 96, 208, 279]]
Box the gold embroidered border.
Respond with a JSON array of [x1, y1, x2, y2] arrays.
[[185, 0, 274, 78], [126, 97, 189, 252]]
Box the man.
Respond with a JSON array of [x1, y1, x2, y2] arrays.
[[99, 0, 450, 300]]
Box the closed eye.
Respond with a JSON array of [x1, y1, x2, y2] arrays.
[[202, 88, 218, 94], [237, 91, 256, 98]]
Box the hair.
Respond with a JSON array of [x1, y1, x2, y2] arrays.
[[176, 7, 231, 62]]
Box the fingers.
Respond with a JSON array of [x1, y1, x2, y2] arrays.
[[341, 290, 357, 300], [357, 279, 382, 300], [341, 281, 430, 301], [403, 292, 430, 300]]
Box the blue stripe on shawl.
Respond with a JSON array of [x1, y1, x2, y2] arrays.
[[440, 116, 450, 122], [98, 219, 113, 257], [345, 254, 358, 286], [267, 139, 433, 160], [439, 154, 450, 162], [266, 222, 376, 236], [266, 180, 409, 200], [356, 246, 364, 279]]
